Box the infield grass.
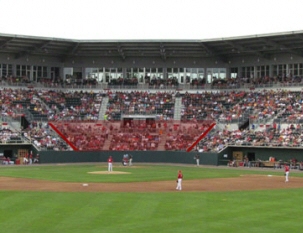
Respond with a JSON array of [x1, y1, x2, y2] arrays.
[[0, 164, 302, 233], [0, 163, 301, 182]]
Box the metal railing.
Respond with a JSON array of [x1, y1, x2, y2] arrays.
[[3, 80, 303, 91]]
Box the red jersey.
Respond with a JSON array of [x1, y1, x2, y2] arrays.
[[108, 157, 113, 163], [285, 165, 289, 172], [178, 173, 183, 179]]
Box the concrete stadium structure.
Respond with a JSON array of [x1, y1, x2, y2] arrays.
[[1, 30, 303, 89], [2, 31, 303, 167]]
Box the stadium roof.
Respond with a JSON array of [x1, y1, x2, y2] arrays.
[[1, 30, 303, 63]]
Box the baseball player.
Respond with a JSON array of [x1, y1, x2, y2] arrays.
[[284, 164, 290, 182], [195, 154, 200, 166], [107, 156, 113, 172], [176, 170, 183, 190]]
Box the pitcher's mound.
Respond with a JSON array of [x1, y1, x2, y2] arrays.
[[88, 171, 130, 175]]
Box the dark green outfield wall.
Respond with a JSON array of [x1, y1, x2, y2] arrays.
[[39, 150, 219, 165], [2, 144, 303, 166], [24, 146, 303, 165]]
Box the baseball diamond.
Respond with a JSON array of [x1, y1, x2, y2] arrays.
[[2, 12, 303, 233], [1, 164, 303, 192]]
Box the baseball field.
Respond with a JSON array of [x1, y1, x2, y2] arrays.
[[0, 163, 302, 233]]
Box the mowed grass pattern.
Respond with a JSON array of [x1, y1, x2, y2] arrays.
[[1, 164, 300, 182], [0, 164, 302, 233]]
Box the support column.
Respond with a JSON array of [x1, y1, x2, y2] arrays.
[[60, 65, 64, 81], [30, 65, 33, 81], [253, 66, 257, 81], [269, 64, 273, 77], [226, 67, 231, 79], [47, 66, 51, 79], [82, 67, 86, 80], [12, 64, 16, 77]]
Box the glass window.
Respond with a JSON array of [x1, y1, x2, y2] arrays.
[[16, 65, 21, 76], [230, 67, 238, 78], [22, 69, 26, 76], [219, 68, 226, 79], [37, 66, 42, 77], [43, 66, 47, 77], [206, 68, 213, 83], [2, 64, 7, 76], [138, 68, 144, 83]]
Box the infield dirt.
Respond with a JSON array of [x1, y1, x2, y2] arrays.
[[1, 174, 302, 192]]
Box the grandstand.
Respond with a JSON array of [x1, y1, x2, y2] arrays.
[[2, 31, 303, 166]]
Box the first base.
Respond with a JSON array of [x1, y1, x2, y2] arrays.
[[82, 183, 88, 186]]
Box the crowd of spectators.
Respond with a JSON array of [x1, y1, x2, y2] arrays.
[[181, 91, 248, 122], [108, 77, 138, 86], [109, 131, 160, 151], [38, 90, 103, 121], [164, 122, 213, 151], [0, 128, 22, 144], [106, 91, 175, 120], [4, 88, 303, 152], [147, 76, 179, 89], [1, 88, 103, 121], [22, 121, 71, 151], [4, 73, 303, 91], [53, 122, 108, 151], [107, 76, 176, 88], [200, 74, 303, 89], [49, 77, 99, 88]]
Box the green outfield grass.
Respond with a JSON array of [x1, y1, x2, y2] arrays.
[[1, 164, 302, 182], [0, 164, 302, 233]]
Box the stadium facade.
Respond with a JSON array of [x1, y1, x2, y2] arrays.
[[1, 31, 303, 167]]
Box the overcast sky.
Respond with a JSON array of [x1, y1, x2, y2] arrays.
[[0, 0, 302, 40]]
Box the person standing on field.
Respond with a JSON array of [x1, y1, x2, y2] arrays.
[[176, 170, 183, 191], [195, 154, 200, 166], [285, 164, 290, 182], [108, 156, 113, 172], [129, 154, 133, 166]]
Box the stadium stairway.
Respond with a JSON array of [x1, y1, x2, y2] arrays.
[[102, 134, 112, 150], [157, 131, 167, 150], [173, 96, 182, 120], [98, 96, 109, 120]]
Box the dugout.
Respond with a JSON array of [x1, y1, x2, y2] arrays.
[[0, 144, 32, 163], [217, 146, 303, 166]]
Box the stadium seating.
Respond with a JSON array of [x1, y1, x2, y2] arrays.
[[2, 88, 303, 152]]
